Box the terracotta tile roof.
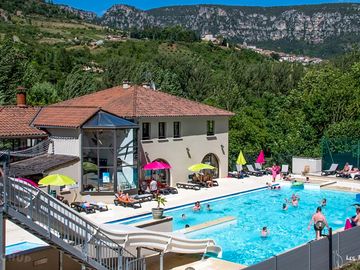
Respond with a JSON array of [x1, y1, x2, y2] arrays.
[[48, 85, 234, 118], [0, 106, 47, 138], [33, 106, 100, 128]]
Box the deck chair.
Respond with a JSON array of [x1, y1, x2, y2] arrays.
[[131, 194, 153, 203], [236, 164, 249, 178], [114, 194, 141, 208], [246, 165, 263, 176], [321, 164, 338, 176], [84, 195, 108, 212], [336, 165, 353, 179], [254, 163, 268, 175], [176, 182, 201, 190], [281, 165, 289, 176], [70, 202, 96, 214]]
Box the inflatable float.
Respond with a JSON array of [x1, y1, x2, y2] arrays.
[[291, 181, 304, 189]]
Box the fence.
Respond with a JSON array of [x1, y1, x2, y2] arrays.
[[322, 137, 360, 171], [246, 226, 360, 270]]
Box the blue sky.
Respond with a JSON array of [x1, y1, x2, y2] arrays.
[[53, 0, 360, 15]]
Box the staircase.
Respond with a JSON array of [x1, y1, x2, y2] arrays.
[[0, 177, 146, 270]]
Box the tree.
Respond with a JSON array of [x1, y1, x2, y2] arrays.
[[60, 68, 102, 100], [0, 39, 28, 104], [27, 82, 59, 105]]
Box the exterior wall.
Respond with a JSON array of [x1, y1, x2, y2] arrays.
[[6, 247, 81, 270], [45, 115, 231, 195], [48, 161, 82, 202], [47, 128, 81, 156], [292, 157, 322, 174], [139, 116, 230, 186], [46, 128, 82, 197]]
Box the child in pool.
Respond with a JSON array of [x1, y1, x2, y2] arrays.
[[193, 201, 201, 211], [261, 227, 270, 237]]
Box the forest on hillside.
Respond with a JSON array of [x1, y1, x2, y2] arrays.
[[1, 33, 360, 167]]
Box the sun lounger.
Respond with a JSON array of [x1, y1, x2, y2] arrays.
[[246, 165, 263, 176], [114, 196, 141, 208], [90, 202, 108, 212], [234, 165, 249, 178], [176, 182, 201, 190], [254, 163, 268, 174], [281, 165, 289, 176], [131, 194, 153, 203], [114, 193, 142, 208], [70, 202, 96, 214], [336, 165, 353, 179], [321, 163, 338, 176], [83, 195, 109, 212]]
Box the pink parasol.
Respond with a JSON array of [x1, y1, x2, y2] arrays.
[[143, 161, 171, 170], [16, 177, 39, 188], [256, 150, 265, 164]]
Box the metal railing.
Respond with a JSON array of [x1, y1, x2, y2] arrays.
[[0, 177, 146, 270]]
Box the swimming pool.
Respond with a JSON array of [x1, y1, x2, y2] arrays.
[[113, 186, 356, 266]]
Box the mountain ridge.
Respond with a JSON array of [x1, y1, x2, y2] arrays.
[[2, 0, 360, 57]]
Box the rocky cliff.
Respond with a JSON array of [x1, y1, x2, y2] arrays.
[[101, 3, 360, 44]]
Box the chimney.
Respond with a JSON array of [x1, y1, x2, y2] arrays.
[[16, 86, 27, 107], [122, 80, 131, 89]]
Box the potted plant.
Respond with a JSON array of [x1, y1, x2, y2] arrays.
[[152, 195, 167, 219]]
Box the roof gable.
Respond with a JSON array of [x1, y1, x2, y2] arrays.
[[33, 106, 100, 128]]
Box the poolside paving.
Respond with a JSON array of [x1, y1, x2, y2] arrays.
[[85, 177, 273, 224]]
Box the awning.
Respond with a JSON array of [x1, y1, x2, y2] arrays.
[[9, 154, 79, 177], [82, 111, 138, 129]]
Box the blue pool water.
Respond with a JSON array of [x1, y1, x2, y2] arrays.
[[115, 186, 356, 265], [6, 242, 47, 255]]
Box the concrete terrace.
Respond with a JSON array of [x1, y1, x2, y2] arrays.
[[86, 177, 273, 224]]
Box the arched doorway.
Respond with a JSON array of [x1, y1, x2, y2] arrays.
[[201, 153, 219, 178], [143, 159, 171, 185]]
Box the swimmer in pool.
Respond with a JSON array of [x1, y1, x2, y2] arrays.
[[181, 214, 186, 220], [291, 194, 299, 207], [261, 227, 270, 237], [193, 201, 201, 211], [321, 198, 327, 207], [282, 203, 288, 211], [266, 182, 272, 189], [206, 204, 212, 211]]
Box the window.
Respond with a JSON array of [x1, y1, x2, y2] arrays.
[[82, 129, 138, 193], [173, 122, 181, 138], [158, 122, 166, 139], [207, 120, 215, 136], [142, 122, 151, 140]]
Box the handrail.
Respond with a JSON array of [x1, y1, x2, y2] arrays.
[[0, 177, 145, 270]]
